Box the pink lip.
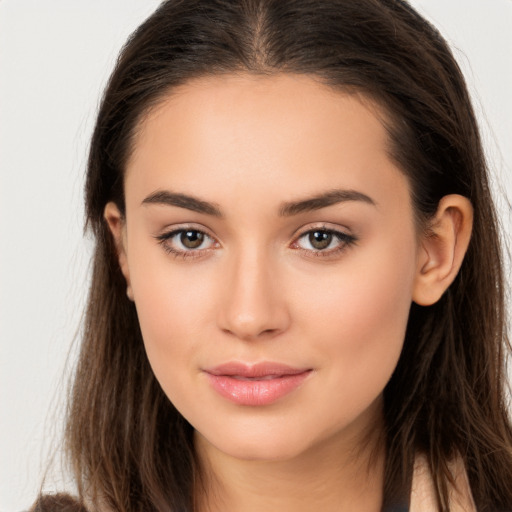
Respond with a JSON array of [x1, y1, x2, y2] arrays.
[[204, 362, 312, 406]]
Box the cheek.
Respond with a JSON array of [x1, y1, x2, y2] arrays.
[[125, 236, 215, 387], [335, 250, 414, 345], [295, 232, 417, 403], [132, 271, 216, 420]]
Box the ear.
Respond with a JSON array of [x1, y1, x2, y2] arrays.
[[413, 194, 473, 306], [104, 202, 134, 301]]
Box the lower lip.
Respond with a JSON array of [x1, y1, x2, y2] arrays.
[[205, 371, 311, 406]]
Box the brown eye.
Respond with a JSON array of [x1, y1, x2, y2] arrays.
[[156, 227, 217, 258], [294, 228, 357, 257], [180, 230, 205, 249], [308, 231, 333, 250]]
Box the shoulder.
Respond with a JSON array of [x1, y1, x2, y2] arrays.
[[410, 454, 476, 512]]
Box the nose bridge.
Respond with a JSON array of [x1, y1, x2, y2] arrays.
[[217, 241, 289, 340]]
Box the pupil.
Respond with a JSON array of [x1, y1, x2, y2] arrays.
[[181, 230, 204, 249], [309, 231, 332, 250]]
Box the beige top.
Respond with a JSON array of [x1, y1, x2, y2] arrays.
[[410, 454, 476, 512]]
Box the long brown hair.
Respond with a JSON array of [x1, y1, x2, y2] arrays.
[[35, 0, 512, 510]]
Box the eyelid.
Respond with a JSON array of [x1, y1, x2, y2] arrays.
[[155, 222, 216, 239], [290, 222, 353, 239], [290, 223, 358, 257], [154, 224, 219, 259]]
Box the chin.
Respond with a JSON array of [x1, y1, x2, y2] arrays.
[[216, 440, 312, 462], [195, 421, 332, 463]]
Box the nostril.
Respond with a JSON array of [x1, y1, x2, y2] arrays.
[[220, 324, 282, 342]]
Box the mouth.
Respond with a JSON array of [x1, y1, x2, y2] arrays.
[[203, 362, 313, 406]]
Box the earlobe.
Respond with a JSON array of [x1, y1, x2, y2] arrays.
[[412, 195, 473, 306], [104, 202, 133, 300]]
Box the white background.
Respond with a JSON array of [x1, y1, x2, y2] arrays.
[[1, 1, 511, 510]]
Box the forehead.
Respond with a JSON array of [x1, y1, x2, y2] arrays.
[[131, 73, 391, 159], [124, 73, 409, 212]]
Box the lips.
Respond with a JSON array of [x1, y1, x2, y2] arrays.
[[204, 362, 312, 406]]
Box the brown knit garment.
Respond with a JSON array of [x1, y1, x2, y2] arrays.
[[30, 493, 89, 512]]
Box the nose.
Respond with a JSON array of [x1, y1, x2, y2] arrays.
[[216, 247, 291, 341]]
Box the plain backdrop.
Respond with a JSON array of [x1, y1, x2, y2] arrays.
[[1, 1, 511, 510]]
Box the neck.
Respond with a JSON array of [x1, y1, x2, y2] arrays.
[[194, 411, 385, 512]]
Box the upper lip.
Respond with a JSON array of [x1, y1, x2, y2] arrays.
[[204, 362, 311, 378]]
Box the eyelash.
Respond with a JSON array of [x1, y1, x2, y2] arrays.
[[154, 225, 357, 261], [291, 227, 357, 258], [155, 228, 218, 260]]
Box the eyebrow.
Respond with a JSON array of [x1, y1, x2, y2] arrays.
[[142, 190, 223, 217], [279, 189, 376, 216], [141, 188, 376, 217]]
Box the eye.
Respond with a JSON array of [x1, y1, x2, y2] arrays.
[[155, 228, 217, 258], [303, 231, 336, 250], [176, 229, 208, 249], [293, 228, 357, 256]]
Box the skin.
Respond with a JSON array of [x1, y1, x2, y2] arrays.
[[105, 73, 473, 512]]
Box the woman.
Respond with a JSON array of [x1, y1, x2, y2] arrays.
[[32, 0, 512, 510]]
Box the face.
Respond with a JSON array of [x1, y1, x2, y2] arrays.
[[113, 74, 422, 462]]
